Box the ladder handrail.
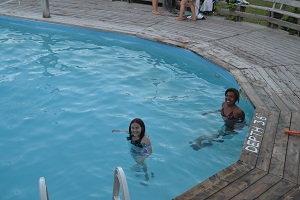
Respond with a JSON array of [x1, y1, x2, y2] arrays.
[[39, 177, 50, 200], [38, 167, 129, 200], [112, 167, 130, 200]]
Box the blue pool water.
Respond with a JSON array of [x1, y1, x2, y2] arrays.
[[0, 16, 254, 200]]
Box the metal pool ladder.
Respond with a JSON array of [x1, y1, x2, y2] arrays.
[[38, 166, 130, 200], [39, 177, 49, 200], [112, 167, 130, 200]]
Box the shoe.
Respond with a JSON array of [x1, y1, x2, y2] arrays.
[[186, 13, 206, 20], [197, 13, 206, 20], [241, 0, 249, 5]]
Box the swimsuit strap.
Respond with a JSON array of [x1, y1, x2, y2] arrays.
[[221, 105, 225, 116], [226, 110, 235, 120], [132, 140, 143, 148], [221, 105, 235, 120]]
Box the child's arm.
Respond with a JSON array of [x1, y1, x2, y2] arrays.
[[202, 109, 221, 116], [112, 130, 129, 133], [137, 136, 152, 162]]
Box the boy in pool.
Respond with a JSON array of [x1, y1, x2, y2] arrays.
[[112, 118, 152, 163]]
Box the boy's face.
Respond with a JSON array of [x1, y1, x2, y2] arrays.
[[131, 122, 142, 137]]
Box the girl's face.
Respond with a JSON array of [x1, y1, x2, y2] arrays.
[[225, 91, 237, 105], [131, 122, 142, 138]]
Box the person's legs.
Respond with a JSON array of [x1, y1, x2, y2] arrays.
[[152, 0, 161, 14], [141, 163, 149, 181], [175, 0, 188, 20], [189, 0, 196, 20]]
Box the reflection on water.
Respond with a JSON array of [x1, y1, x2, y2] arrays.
[[190, 119, 247, 151]]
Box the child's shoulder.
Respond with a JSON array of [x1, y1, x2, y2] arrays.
[[142, 134, 150, 141]]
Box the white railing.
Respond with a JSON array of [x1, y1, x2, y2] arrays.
[[39, 177, 50, 200], [112, 167, 130, 200], [38, 167, 129, 200]]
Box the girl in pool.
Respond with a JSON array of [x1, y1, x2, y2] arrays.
[[202, 88, 245, 122], [113, 118, 152, 181], [191, 88, 246, 150], [221, 88, 245, 123], [112, 118, 152, 163]]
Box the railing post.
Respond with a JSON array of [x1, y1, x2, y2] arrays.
[[39, 177, 50, 200], [41, 0, 50, 18], [112, 167, 130, 200]]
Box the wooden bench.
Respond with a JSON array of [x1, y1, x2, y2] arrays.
[[216, 0, 300, 36]]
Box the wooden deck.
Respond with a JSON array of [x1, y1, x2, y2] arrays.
[[1, 0, 300, 199]]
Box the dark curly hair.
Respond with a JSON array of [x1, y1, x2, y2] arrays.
[[225, 88, 240, 103]]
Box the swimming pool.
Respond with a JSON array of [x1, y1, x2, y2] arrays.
[[0, 16, 254, 200]]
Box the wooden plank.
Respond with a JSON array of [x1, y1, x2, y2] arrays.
[[212, 33, 298, 69], [269, 111, 291, 177], [173, 161, 253, 200], [287, 65, 300, 80], [255, 67, 282, 94], [238, 69, 279, 168], [264, 67, 300, 111], [264, 0, 300, 8], [231, 69, 266, 109], [240, 108, 269, 167], [280, 185, 300, 199], [208, 168, 267, 199], [274, 66, 300, 99], [268, 17, 300, 31], [253, 67, 291, 112], [239, 69, 283, 170], [256, 110, 280, 171], [217, 0, 300, 34], [239, 4, 271, 11], [269, 66, 300, 94], [256, 178, 296, 199], [284, 111, 300, 184], [216, 8, 269, 22], [268, 8, 300, 19], [226, 35, 299, 66], [231, 173, 282, 199], [265, 88, 298, 112], [240, 68, 259, 82], [258, 68, 300, 111], [245, 68, 281, 111]]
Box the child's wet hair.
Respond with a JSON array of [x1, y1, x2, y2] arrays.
[[225, 88, 240, 103], [127, 118, 146, 143]]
